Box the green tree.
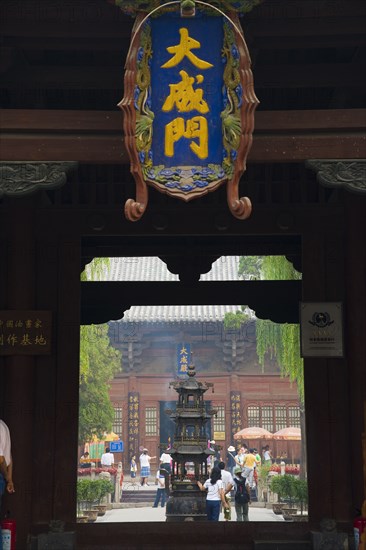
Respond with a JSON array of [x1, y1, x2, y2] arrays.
[[79, 259, 122, 445], [225, 255, 306, 477], [256, 256, 304, 401]]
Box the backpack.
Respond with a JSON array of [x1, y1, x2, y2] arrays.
[[234, 477, 250, 504]]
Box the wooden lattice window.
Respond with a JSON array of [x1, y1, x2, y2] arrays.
[[247, 406, 260, 427], [213, 405, 225, 435], [145, 406, 157, 436], [288, 406, 300, 427], [275, 406, 287, 431], [261, 406, 273, 432], [113, 406, 123, 438]]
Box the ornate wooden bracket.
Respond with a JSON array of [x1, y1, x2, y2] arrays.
[[0, 162, 78, 198], [306, 159, 366, 195]]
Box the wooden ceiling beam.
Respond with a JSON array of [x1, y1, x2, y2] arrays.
[[2, 62, 363, 89], [1, 109, 364, 163], [80, 280, 302, 325]]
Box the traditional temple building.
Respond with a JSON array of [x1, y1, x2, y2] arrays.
[[107, 256, 301, 469], [0, 0, 365, 548]]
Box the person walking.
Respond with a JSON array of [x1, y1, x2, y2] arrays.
[[218, 461, 234, 521], [152, 468, 167, 508], [242, 448, 257, 488], [130, 455, 137, 480], [233, 465, 251, 521], [139, 448, 156, 486], [197, 466, 229, 521]]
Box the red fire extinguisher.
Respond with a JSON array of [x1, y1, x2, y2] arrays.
[[1, 516, 16, 550]]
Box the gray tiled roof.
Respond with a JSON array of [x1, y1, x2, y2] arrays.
[[105, 255, 240, 282], [94, 256, 250, 323]]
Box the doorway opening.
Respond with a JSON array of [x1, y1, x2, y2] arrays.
[[77, 254, 307, 523]]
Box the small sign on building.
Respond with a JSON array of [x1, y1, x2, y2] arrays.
[[0, 310, 52, 355], [110, 441, 124, 453], [300, 302, 344, 357], [177, 343, 191, 376]]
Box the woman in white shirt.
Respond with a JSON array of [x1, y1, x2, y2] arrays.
[[197, 466, 229, 521]]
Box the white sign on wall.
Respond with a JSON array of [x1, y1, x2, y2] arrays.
[[300, 302, 344, 358]]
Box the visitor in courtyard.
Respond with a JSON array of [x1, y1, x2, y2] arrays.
[[253, 448, 261, 466], [130, 455, 137, 479], [79, 451, 91, 468], [101, 447, 114, 468], [159, 449, 172, 474], [218, 461, 234, 521], [0, 419, 15, 550], [233, 465, 251, 521], [159, 450, 171, 494], [262, 445, 273, 466], [242, 448, 257, 488], [233, 446, 246, 473], [210, 439, 221, 467], [139, 448, 156, 486], [152, 467, 167, 508], [197, 466, 229, 521]]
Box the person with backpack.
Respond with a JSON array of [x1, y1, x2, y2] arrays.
[[197, 466, 229, 521], [233, 465, 251, 521]]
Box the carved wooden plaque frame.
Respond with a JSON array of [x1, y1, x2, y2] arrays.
[[119, 2, 259, 221]]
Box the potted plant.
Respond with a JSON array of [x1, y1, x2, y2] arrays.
[[269, 475, 285, 514], [98, 478, 114, 505], [76, 479, 90, 522], [256, 463, 272, 503], [85, 480, 102, 523], [93, 478, 113, 516], [277, 475, 298, 520], [293, 478, 308, 518]]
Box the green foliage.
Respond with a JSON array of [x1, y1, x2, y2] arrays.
[[79, 258, 122, 445], [77, 478, 91, 503], [256, 463, 272, 491], [98, 478, 114, 500], [76, 478, 114, 505], [293, 479, 308, 513], [270, 474, 297, 504], [224, 309, 250, 330], [255, 256, 304, 402], [226, 255, 304, 400], [79, 324, 121, 443], [238, 256, 263, 280]]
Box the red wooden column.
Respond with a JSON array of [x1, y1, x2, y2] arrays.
[[344, 193, 366, 511], [30, 229, 61, 526], [302, 213, 352, 525], [53, 237, 81, 522], [1, 198, 36, 547]]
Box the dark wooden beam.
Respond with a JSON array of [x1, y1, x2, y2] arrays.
[[1, 108, 365, 163], [80, 280, 302, 325], [2, 62, 363, 90]]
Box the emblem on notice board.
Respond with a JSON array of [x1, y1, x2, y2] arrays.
[[118, 1, 259, 221]]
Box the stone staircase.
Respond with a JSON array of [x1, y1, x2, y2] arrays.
[[119, 485, 157, 507]]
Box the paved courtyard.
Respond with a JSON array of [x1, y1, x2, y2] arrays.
[[96, 504, 286, 523]]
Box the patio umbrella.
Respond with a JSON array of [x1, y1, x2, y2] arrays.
[[273, 427, 301, 440], [103, 431, 120, 441], [233, 427, 273, 440]]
